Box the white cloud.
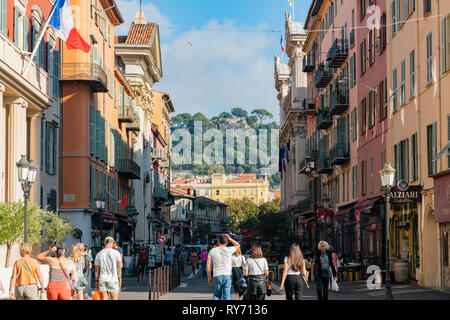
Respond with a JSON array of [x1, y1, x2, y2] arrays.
[[115, 0, 172, 37], [155, 20, 280, 119]]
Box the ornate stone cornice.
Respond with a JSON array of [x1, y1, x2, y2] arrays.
[[133, 85, 153, 116]]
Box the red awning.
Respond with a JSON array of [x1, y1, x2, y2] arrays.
[[241, 229, 260, 238], [355, 196, 383, 214], [336, 208, 352, 216]]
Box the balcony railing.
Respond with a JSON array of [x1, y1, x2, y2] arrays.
[[316, 110, 333, 130], [314, 64, 333, 88], [327, 38, 349, 67], [350, 30, 355, 48], [329, 88, 349, 115], [302, 98, 316, 115], [329, 143, 350, 166], [155, 181, 169, 200], [126, 113, 140, 132], [306, 136, 319, 160], [302, 55, 315, 73], [118, 104, 134, 123], [296, 199, 314, 214], [60, 63, 108, 93], [117, 158, 141, 179], [316, 156, 333, 174]]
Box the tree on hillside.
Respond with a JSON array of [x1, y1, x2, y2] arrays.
[[225, 198, 259, 230], [251, 109, 273, 124], [207, 164, 225, 175], [218, 112, 233, 119], [231, 107, 248, 118], [245, 115, 259, 128], [172, 113, 193, 129]]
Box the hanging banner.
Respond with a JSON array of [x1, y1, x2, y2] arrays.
[[389, 181, 422, 203]]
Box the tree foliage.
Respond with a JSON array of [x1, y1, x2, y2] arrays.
[[40, 210, 73, 246], [231, 107, 248, 118], [251, 109, 273, 124], [224, 198, 259, 230]]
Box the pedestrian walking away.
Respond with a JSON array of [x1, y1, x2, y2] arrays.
[[37, 243, 78, 300], [113, 241, 124, 291], [231, 247, 246, 300], [243, 245, 269, 301], [189, 249, 199, 278], [311, 241, 337, 300], [207, 233, 240, 300], [165, 248, 174, 266], [199, 249, 208, 277], [9, 243, 45, 300], [94, 237, 123, 300], [81, 244, 93, 300], [70, 244, 87, 300], [279, 244, 307, 300], [137, 246, 148, 282]]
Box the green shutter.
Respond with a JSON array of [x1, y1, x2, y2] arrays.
[[40, 119, 44, 170], [394, 143, 399, 183], [432, 122, 437, 174], [111, 178, 115, 212], [442, 18, 447, 73], [1, 0, 7, 34], [46, 41, 50, 73], [106, 122, 110, 165], [52, 126, 57, 175], [447, 115, 450, 168], [101, 116, 105, 162], [53, 50, 59, 97], [39, 40, 44, 68], [96, 110, 100, 158], [405, 138, 409, 182], [23, 16, 28, 52], [45, 123, 50, 172], [102, 173, 106, 198], [89, 165, 92, 203], [338, 116, 346, 146], [14, 7, 18, 45]]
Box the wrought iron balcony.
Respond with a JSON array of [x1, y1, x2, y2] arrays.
[[154, 181, 169, 200], [306, 137, 318, 160], [299, 158, 315, 175], [327, 38, 349, 68], [302, 55, 315, 73], [329, 88, 349, 115], [302, 98, 316, 115], [350, 30, 355, 48], [316, 110, 333, 130], [60, 63, 108, 93], [316, 156, 333, 174], [314, 64, 333, 88], [117, 158, 140, 179], [126, 113, 140, 132], [329, 143, 350, 166], [296, 199, 314, 214], [118, 104, 134, 123]]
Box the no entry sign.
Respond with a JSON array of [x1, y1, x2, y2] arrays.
[[157, 234, 168, 244]]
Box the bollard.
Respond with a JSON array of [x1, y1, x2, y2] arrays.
[[148, 268, 152, 300], [157, 268, 160, 300]]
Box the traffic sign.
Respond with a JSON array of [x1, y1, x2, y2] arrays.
[[157, 234, 168, 244]]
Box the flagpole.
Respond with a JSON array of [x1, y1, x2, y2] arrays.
[[293, 0, 295, 21], [22, 0, 60, 76]]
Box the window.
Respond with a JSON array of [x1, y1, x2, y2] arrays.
[[448, 115, 450, 168], [381, 150, 386, 170], [360, 0, 367, 21], [361, 160, 367, 196], [368, 91, 376, 128], [360, 39, 367, 75], [401, 60, 406, 105], [426, 122, 437, 176], [368, 30, 374, 66], [215, 190, 219, 196], [411, 133, 418, 180], [442, 16, 450, 73], [1, 0, 6, 34], [410, 50, 416, 97], [426, 33, 432, 84], [360, 98, 367, 135], [351, 107, 357, 142], [394, 139, 410, 182], [423, 0, 431, 16], [392, 0, 397, 36], [370, 157, 374, 194], [393, 68, 398, 110]]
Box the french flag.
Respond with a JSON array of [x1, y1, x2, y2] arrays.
[[49, 0, 91, 53]]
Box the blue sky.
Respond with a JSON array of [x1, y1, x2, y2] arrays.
[[115, 0, 311, 120]]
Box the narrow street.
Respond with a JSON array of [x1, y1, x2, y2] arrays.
[[119, 273, 450, 300]]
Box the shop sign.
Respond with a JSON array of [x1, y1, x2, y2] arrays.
[[434, 172, 450, 223], [389, 181, 422, 203]]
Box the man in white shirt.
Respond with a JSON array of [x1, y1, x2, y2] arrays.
[[207, 234, 240, 300], [95, 237, 123, 300]]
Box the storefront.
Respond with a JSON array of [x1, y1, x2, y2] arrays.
[[91, 213, 119, 254], [316, 208, 334, 248], [335, 203, 357, 263], [433, 170, 450, 288], [298, 215, 315, 253], [389, 181, 422, 281]]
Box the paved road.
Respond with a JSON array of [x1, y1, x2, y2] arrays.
[[119, 272, 450, 300]]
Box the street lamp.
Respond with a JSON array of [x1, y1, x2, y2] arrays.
[[380, 162, 396, 301], [16, 155, 38, 242], [94, 196, 106, 212]]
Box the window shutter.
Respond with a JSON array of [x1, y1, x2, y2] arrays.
[[405, 138, 409, 182], [95, 110, 100, 157], [40, 119, 44, 170], [102, 173, 106, 198], [395, 143, 400, 183], [23, 16, 28, 52], [50, 189, 57, 212], [53, 126, 57, 175], [39, 40, 44, 68], [45, 122, 50, 172], [14, 7, 18, 45], [46, 41, 50, 73], [442, 18, 447, 73], [89, 105, 94, 154], [111, 178, 115, 212], [101, 116, 105, 162], [447, 115, 450, 168], [1, 0, 6, 34], [338, 116, 346, 146], [432, 122, 437, 174], [53, 50, 59, 97]]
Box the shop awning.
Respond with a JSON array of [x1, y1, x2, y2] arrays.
[[102, 214, 119, 224], [355, 196, 383, 214], [118, 216, 132, 227], [241, 229, 260, 238]]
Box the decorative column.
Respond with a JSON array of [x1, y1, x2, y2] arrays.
[[0, 83, 6, 203]]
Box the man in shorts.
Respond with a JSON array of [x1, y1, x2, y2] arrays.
[[95, 237, 123, 300], [113, 241, 124, 291]]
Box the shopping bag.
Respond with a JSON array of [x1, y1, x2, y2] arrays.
[[329, 277, 339, 292], [92, 289, 103, 300]]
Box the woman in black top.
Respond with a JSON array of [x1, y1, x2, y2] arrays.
[[311, 241, 336, 300]]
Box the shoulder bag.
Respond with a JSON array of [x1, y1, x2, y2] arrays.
[[21, 259, 45, 300], [57, 258, 75, 297], [254, 259, 271, 297]]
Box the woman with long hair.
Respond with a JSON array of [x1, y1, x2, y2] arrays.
[[311, 240, 336, 300], [231, 247, 246, 300], [279, 244, 307, 300], [37, 243, 78, 300], [243, 245, 268, 300], [70, 244, 86, 300]]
